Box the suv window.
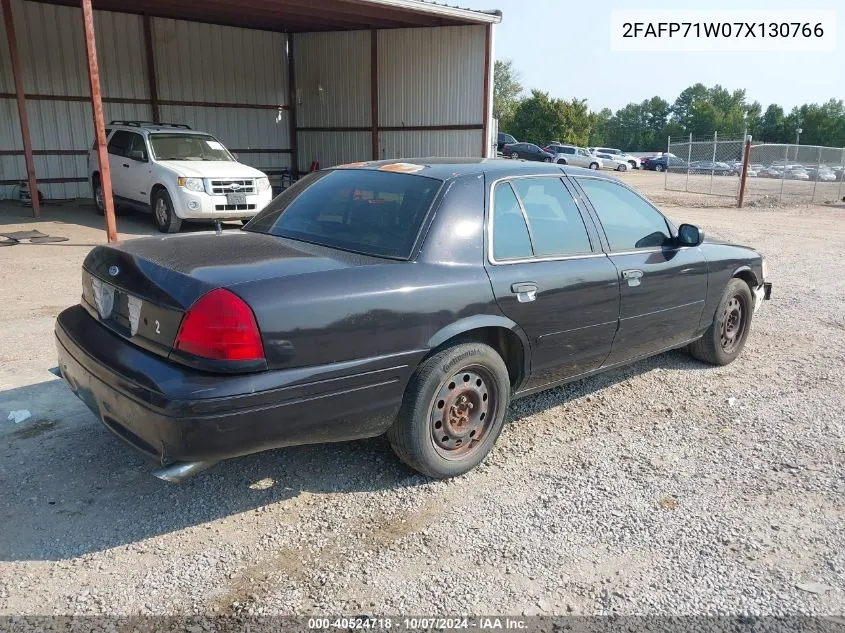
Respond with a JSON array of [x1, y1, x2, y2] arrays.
[[492, 182, 533, 260], [126, 134, 148, 161], [107, 130, 134, 157], [575, 177, 671, 251], [92, 128, 113, 150], [511, 178, 592, 257], [245, 169, 442, 259], [559, 147, 575, 155]]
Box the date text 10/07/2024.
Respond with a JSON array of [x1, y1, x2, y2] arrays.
[[307, 617, 528, 630]]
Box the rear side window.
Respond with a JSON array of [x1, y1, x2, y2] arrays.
[[245, 169, 442, 259], [560, 147, 575, 155], [511, 178, 592, 257], [576, 177, 671, 251], [107, 130, 133, 157], [492, 182, 532, 260]]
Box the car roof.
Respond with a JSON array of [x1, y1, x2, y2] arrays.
[[108, 124, 203, 135], [331, 157, 614, 180]]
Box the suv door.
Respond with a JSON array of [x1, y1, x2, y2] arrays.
[[571, 176, 708, 365], [121, 133, 152, 203], [106, 131, 134, 199], [483, 175, 620, 390]]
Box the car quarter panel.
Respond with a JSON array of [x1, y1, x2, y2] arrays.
[[697, 242, 764, 329]]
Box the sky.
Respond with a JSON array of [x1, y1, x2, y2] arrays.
[[456, 0, 844, 113]]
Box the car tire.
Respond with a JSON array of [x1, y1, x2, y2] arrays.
[[688, 278, 754, 366], [556, 159, 567, 165], [510, 152, 519, 160], [93, 179, 105, 216], [655, 164, 665, 172], [543, 157, 551, 163], [630, 161, 638, 169], [616, 164, 627, 172], [387, 342, 511, 479], [152, 189, 182, 233], [589, 162, 599, 170]]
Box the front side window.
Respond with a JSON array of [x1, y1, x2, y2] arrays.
[[575, 177, 671, 251], [561, 147, 575, 155], [492, 182, 533, 261], [126, 134, 147, 161], [148, 133, 233, 161], [245, 169, 442, 259], [511, 178, 592, 257]]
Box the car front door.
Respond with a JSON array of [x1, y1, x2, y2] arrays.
[[483, 175, 621, 390], [571, 175, 709, 365]]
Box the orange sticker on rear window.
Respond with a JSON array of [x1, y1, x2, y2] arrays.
[[378, 162, 425, 173], [336, 161, 371, 168]]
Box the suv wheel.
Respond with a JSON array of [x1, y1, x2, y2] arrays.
[[152, 189, 182, 233], [94, 179, 105, 216], [655, 164, 665, 172], [589, 162, 599, 170]]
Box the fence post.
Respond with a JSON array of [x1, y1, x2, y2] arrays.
[[709, 131, 717, 194], [686, 132, 692, 192], [665, 135, 670, 190], [811, 146, 822, 203], [779, 144, 788, 202], [737, 135, 752, 208], [838, 147, 845, 203]]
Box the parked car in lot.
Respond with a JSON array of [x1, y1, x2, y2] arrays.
[[503, 142, 554, 162], [55, 159, 771, 481], [805, 166, 837, 182], [497, 132, 517, 153], [642, 155, 688, 172], [759, 166, 784, 179], [785, 167, 810, 181], [543, 145, 601, 170], [89, 121, 272, 233], [593, 152, 628, 171], [688, 161, 736, 175], [589, 147, 641, 170]]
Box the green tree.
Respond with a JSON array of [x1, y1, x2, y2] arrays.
[[493, 59, 523, 132], [757, 104, 786, 142], [510, 91, 595, 147], [588, 108, 612, 146]]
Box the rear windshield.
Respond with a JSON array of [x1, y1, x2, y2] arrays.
[[244, 169, 443, 259]]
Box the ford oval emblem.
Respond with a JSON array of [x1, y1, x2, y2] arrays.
[[108, 265, 120, 277]]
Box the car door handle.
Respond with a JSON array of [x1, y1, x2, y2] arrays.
[[621, 269, 644, 287], [511, 282, 538, 303], [122, 163, 130, 168]]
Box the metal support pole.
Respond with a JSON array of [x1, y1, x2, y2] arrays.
[[779, 144, 788, 202], [811, 146, 821, 203], [370, 29, 379, 160], [685, 132, 692, 192], [737, 135, 752, 208], [81, 0, 117, 242], [287, 36, 298, 177], [838, 147, 845, 202], [664, 134, 669, 190], [709, 130, 717, 194], [2, 0, 40, 218]]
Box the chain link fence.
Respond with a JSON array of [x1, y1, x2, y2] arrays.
[[664, 133, 746, 198], [664, 132, 845, 205], [742, 143, 845, 205]]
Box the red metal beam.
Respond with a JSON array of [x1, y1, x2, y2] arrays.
[[2, 0, 40, 218], [371, 29, 379, 160], [481, 24, 492, 157], [142, 14, 160, 122], [81, 0, 117, 243]]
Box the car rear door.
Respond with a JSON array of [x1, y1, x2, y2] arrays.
[[483, 174, 620, 390], [571, 175, 708, 365]]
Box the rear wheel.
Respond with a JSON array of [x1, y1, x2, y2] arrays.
[[387, 342, 510, 479], [655, 164, 665, 172], [543, 157, 551, 163], [510, 152, 519, 160], [688, 278, 753, 366], [93, 179, 104, 216], [589, 162, 599, 170], [152, 189, 182, 233], [556, 159, 567, 165], [616, 164, 627, 172]]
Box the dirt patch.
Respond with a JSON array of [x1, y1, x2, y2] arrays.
[[10, 418, 59, 440]]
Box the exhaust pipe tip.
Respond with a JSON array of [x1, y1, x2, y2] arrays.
[[152, 461, 216, 483]]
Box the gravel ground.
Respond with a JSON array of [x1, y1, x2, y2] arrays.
[[0, 191, 843, 617]]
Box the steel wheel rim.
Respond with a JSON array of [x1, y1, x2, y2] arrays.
[[95, 185, 104, 210], [720, 295, 746, 353], [429, 365, 498, 461], [155, 198, 168, 226]]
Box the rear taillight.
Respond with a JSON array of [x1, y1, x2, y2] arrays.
[[174, 289, 264, 362]]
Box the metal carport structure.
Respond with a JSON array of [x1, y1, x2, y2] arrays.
[[1, 0, 501, 240]]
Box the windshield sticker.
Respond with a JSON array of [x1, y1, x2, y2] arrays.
[[205, 140, 225, 150], [378, 162, 425, 173]]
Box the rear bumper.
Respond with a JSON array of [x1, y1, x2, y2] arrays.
[[55, 305, 410, 465]]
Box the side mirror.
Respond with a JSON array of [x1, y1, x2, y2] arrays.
[[677, 223, 704, 247], [128, 149, 146, 162]]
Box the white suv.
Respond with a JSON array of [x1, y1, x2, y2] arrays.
[[89, 121, 273, 232], [588, 147, 641, 170]]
